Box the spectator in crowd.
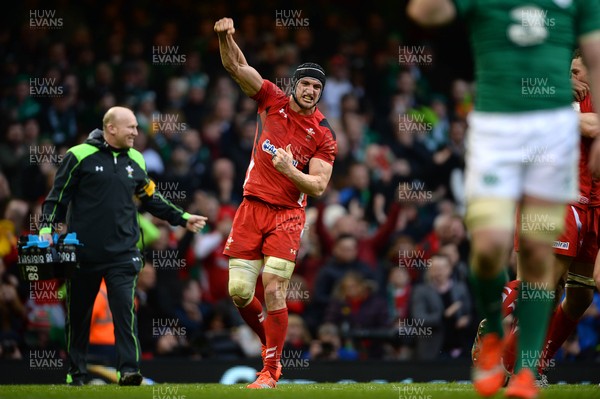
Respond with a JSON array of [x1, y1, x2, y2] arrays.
[[309, 322, 358, 361], [322, 55, 353, 121], [312, 234, 376, 325], [173, 279, 213, 344], [410, 254, 471, 360], [324, 271, 389, 358], [387, 267, 412, 323], [193, 194, 240, 304], [315, 197, 402, 270], [0, 262, 26, 359], [3, 76, 41, 122], [283, 314, 312, 359]]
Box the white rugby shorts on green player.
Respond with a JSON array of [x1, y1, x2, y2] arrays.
[[465, 106, 579, 203]]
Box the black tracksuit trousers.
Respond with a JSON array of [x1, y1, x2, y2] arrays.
[[65, 260, 140, 380]]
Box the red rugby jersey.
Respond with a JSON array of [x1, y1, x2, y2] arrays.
[[242, 80, 337, 208]]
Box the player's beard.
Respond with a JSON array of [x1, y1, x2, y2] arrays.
[[293, 92, 316, 110]]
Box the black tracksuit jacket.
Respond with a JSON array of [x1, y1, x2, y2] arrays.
[[41, 129, 190, 266]]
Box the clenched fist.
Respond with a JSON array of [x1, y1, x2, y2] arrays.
[[214, 18, 235, 36]]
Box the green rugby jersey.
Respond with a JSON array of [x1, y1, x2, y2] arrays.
[[453, 0, 600, 112]]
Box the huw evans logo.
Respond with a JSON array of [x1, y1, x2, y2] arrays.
[[29, 281, 64, 303], [154, 181, 187, 203], [521, 77, 556, 98], [152, 114, 187, 134], [398, 250, 432, 269], [29, 145, 63, 165], [152, 46, 187, 65], [152, 319, 186, 336], [280, 350, 309, 369], [29, 78, 64, 97], [29, 10, 63, 29], [29, 350, 64, 370], [399, 46, 432, 65], [398, 386, 432, 399], [275, 10, 309, 29], [153, 386, 186, 399], [398, 113, 433, 133], [398, 181, 433, 202], [151, 249, 187, 269], [398, 318, 433, 337]]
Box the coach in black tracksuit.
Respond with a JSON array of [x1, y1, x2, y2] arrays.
[[40, 107, 207, 386]]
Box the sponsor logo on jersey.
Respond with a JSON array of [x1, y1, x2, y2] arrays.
[[279, 108, 288, 118], [552, 241, 569, 250], [262, 139, 298, 166]]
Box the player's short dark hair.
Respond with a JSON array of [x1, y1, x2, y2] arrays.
[[573, 48, 582, 60]]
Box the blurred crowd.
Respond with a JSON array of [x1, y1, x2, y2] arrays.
[[0, 0, 599, 365]]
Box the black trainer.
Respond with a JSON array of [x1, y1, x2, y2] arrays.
[[118, 371, 143, 386]]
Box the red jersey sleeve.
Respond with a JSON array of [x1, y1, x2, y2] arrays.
[[581, 94, 596, 113], [314, 118, 338, 165], [251, 80, 288, 112]]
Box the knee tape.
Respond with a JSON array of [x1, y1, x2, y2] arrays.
[[565, 271, 596, 289], [519, 204, 565, 244], [228, 258, 262, 306], [263, 256, 295, 279], [465, 198, 516, 232]]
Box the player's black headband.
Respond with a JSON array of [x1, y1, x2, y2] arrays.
[[292, 63, 326, 89]]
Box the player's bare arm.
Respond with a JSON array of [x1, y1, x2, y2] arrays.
[[214, 17, 263, 97], [272, 145, 332, 198], [581, 113, 600, 138], [407, 0, 456, 27]]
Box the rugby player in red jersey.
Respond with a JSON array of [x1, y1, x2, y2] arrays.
[[214, 18, 337, 389]]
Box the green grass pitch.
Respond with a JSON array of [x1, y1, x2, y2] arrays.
[[1, 383, 599, 399]]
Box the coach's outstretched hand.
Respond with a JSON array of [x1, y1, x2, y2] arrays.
[[186, 215, 208, 233], [214, 18, 235, 36]]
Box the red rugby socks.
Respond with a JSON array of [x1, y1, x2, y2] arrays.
[[238, 296, 266, 345]]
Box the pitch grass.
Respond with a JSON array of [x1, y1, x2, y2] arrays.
[[1, 383, 599, 399]]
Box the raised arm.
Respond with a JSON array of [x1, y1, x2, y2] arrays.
[[407, 0, 457, 27], [214, 17, 263, 97]]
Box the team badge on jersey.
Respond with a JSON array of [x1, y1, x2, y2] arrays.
[[305, 128, 315, 141], [125, 165, 134, 178]]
